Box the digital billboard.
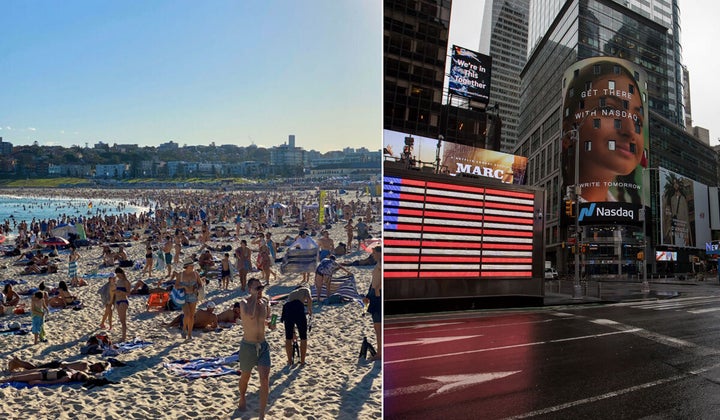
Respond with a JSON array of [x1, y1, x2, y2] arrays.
[[448, 45, 491, 104], [560, 57, 649, 220], [383, 129, 528, 184], [658, 167, 711, 248], [383, 174, 535, 279]]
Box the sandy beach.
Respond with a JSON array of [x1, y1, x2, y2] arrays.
[[0, 188, 382, 419]]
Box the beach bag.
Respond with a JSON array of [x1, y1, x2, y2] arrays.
[[170, 288, 186, 306]]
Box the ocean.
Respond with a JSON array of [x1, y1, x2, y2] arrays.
[[0, 194, 149, 235]]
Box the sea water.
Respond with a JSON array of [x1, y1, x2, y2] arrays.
[[0, 194, 149, 235]]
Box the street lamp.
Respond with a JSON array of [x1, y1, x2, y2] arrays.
[[569, 128, 583, 299], [641, 167, 657, 293]]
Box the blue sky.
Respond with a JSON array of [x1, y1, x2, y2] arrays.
[[0, 1, 381, 152]]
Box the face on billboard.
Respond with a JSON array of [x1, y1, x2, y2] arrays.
[[561, 58, 648, 205]]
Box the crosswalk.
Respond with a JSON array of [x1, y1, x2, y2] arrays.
[[613, 296, 720, 314]]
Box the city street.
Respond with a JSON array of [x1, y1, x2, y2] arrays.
[[384, 290, 720, 419]]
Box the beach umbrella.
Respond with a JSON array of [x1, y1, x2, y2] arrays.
[[40, 236, 70, 247], [51, 224, 77, 239]]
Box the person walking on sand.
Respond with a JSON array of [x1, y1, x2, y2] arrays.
[[220, 252, 232, 290], [238, 278, 275, 419], [345, 218, 354, 249], [163, 236, 174, 278], [175, 258, 203, 341], [31, 291, 48, 345], [68, 245, 82, 286], [113, 267, 132, 342], [141, 243, 154, 278], [363, 246, 382, 361], [99, 272, 116, 330], [235, 240, 252, 292], [281, 285, 312, 365]]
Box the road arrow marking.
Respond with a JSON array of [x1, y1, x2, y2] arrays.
[[385, 322, 463, 331], [385, 335, 481, 347], [384, 371, 521, 399]]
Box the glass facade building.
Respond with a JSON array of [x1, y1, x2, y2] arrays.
[[515, 0, 718, 276]]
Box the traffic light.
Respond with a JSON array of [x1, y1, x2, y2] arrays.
[[565, 200, 574, 217]]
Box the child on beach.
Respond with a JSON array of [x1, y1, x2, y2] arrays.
[[221, 253, 231, 290], [31, 291, 48, 345]]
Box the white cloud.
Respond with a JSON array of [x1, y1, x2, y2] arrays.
[[5, 126, 11, 130], [60, 130, 65, 134], [28, 127, 36, 131]]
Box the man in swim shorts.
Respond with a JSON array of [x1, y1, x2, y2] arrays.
[[163, 236, 174, 278], [281, 286, 312, 365], [238, 278, 275, 419]]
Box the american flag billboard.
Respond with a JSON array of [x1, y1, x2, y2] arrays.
[[383, 174, 536, 280]]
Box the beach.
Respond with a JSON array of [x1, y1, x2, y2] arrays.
[[0, 188, 382, 419]]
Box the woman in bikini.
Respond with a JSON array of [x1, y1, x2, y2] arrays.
[[48, 281, 77, 308], [141, 243, 154, 278], [0, 368, 89, 386], [174, 258, 203, 341], [113, 267, 132, 342]]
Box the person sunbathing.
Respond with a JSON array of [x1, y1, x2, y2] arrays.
[[217, 302, 241, 324], [165, 302, 218, 331], [0, 368, 90, 386], [49, 281, 78, 308], [3, 284, 20, 307], [8, 356, 109, 374]]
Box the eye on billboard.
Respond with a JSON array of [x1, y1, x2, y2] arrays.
[[448, 45, 491, 104], [560, 57, 649, 220]]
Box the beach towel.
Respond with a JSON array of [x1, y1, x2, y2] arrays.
[[82, 272, 112, 279], [102, 338, 153, 356], [164, 353, 240, 379], [0, 279, 27, 287], [0, 321, 31, 336], [309, 274, 364, 306], [280, 248, 318, 274]]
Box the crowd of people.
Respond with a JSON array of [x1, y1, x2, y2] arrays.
[[0, 187, 382, 420]]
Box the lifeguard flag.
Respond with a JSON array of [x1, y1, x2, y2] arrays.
[[319, 190, 326, 224]]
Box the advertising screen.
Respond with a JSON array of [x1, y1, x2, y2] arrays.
[[560, 57, 649, 217], [448, 45, 491, 103], [655, 251, 677, 261], [383, 129, 528, 184], [658, 167, 709, 248], [383, 174, 536, 279]]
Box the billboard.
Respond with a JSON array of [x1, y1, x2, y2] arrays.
[[383, 129, 528, 184], [448, 45, 491, 103], [658, 167, 710, 248], [383, 173, 536, 279], [561, 57, 649, 219]]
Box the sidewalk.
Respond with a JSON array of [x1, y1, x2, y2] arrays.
[[543, 275, 720, 306]]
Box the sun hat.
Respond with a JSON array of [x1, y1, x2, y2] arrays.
[[183, 258, 195, 267]]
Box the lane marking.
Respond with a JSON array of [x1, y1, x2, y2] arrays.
[[384, 371, 521, 399], [503, 361, 720, 419], [385, 322, 463, 331], [688, 307, 720, 314], [384, 330, 639, 365], [386, 319, 557, 337], [385, 335, 482, 348]]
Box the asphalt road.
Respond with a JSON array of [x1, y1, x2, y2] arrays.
[[384, 291, 720, 419]]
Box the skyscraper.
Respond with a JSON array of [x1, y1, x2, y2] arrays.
[[514, 0, 717, 276], [479, 0, 530, 153]]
